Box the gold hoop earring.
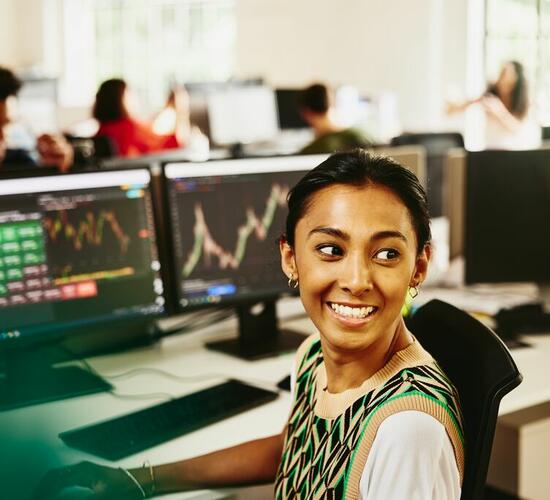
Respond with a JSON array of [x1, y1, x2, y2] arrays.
[[287, 273, 299, 289], [408, 285, 419, 299]]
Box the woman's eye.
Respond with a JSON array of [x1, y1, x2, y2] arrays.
[[375, 249, 400, 260], [317, 245, 343, 257]]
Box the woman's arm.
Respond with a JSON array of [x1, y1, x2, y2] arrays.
[[131, 432, 285, 495], [360, 412, 460, 500], [33, 431, 285, 499], [172, 87, 191, 146], [150, 87, 191, 147], [445, 96, 481, 115]]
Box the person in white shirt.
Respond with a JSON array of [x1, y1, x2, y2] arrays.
[[447, 60, 541, 150]]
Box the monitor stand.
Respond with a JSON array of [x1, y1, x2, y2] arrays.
[[0, 345, 112, 412], [206, 299, 306, 360], [541, 284, 550, 313]]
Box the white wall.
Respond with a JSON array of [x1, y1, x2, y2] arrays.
[[0, 0, 19, 65], [2, 0, 480, 133], [0, 0, 51, 71], [235, 0, 473, 131]]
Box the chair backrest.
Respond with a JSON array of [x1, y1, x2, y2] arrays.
[[390, 131, 465, 152], [93, 135, 118, 160], [407, 299, 522, 500]]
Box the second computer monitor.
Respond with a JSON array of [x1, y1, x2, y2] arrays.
[[275, 88, 309, 130], [206, 86, 280, 146], [464, 149, 550, 293], [164, 155, 328, 358]]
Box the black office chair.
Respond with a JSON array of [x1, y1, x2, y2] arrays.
[[390, 132, 464, 216], [407, 299, 522, 500], [65, 134, 119, 164], [92, 135, 118, 160]]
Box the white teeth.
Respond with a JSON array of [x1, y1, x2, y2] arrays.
[[330, 303, 376, 319]]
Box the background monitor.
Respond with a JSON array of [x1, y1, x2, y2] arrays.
[[0, 168, 166, 409], [275, 88, 309, 130], [390, 132, 465, 217], [163, 155, 328, 359], [370, 144, 427, 189], [15, 77, 59, 137], [206, 85, 279, 146], [464, 149, 550, 303]]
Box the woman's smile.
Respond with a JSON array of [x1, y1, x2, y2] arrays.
[[325, 300, 379, 328]]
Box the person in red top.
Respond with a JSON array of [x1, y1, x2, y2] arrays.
[[92, 78, 190, 157]]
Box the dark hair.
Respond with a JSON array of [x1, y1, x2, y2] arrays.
[[92, 78, 129, 123], [0, 66, 22, 100], [487, 60, 529, 119], [284, 149, 431, 254], [299, 83, 331, 114]]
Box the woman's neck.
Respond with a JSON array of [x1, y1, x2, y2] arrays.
[[321, 319, 413, 394]]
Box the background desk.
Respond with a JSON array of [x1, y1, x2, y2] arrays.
[[1, 297, 548, 500]]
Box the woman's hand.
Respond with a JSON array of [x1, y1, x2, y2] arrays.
[[165, 86, 189, 113], [37, 134, 74, 172], [33, 461, 145, 500], [0, 138, 6, 164]]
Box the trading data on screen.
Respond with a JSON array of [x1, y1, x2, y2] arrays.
[[0, 170, 164, 340]]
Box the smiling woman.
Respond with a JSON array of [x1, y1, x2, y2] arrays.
[[277, 150, 464, 499], [33, 150, 464, 500]]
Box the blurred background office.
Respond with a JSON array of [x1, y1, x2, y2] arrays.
[[1, 0, 549, 163]]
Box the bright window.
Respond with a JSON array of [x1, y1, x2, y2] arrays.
[[486, 0, 550, 124], [61, 0, 236, 114]]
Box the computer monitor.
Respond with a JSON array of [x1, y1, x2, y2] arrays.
[[206, 86, 279, 146], [275, 88, 309, 130], [0, 168, 166, 410], [16, 77, 59, 136], [464, 149, 550, 305], [163, 155, 328, 359]]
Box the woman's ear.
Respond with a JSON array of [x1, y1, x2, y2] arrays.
[[411, 243, 431, 286], [279, 237, 297, 279]]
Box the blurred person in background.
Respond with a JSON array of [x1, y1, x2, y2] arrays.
[[92, 78, 190, 157], [0, 66, 74, 172], [446, 60, 541, 150], [298, 83, 371, 155]]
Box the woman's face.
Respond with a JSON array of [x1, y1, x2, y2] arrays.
[[496, 63, 518, 96], [281, 183, 429, 354]]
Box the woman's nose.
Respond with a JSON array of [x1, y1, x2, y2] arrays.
[[339, 254, 373, 296]]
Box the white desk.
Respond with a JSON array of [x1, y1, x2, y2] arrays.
[[1, 296, 548, 500], [0, 300, 313, 500]]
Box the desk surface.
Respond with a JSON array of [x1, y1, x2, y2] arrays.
[[1, 297, 548, 499]]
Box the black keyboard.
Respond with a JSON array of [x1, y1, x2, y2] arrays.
[[59, 379, 278, 460]]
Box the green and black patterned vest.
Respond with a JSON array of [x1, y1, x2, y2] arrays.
[[274, 334, 464, 500]]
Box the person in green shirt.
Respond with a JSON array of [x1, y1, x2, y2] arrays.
[[298, 83, 371, 155]]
